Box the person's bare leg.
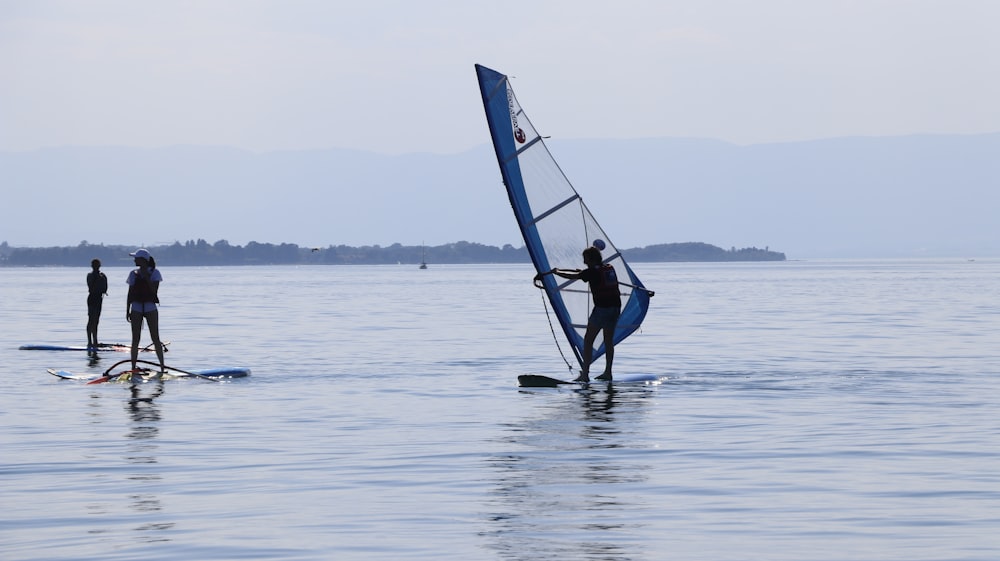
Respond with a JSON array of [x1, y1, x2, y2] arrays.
[[130, 311, 143, 370], [576, 324, 600, 382], [596, 326, 615, 381], [146, 310, 165, 371]]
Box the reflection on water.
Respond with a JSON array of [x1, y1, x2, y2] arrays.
[[125, 381, 174, 538], [578, 386, 624, 443], [485, 384, 656, 560], [127, 381, 164, 451]]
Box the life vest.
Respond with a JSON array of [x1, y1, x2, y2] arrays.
[[587, 264, 621, 307], [88, 271, 107, 295], [127, 270, 159, 304]]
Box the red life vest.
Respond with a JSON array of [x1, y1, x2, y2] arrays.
[[585, 264, 621, 308], [127, 270, 160, 304]]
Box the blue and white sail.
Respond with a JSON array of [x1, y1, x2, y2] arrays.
[[475, 64, 651, 368]]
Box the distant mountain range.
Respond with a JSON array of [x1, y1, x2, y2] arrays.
[[2, 133, 997, 258]]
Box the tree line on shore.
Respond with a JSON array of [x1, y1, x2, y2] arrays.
[[0, 239, 785, 266]]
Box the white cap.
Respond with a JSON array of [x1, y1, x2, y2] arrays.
[[129, 248, 152, 260]]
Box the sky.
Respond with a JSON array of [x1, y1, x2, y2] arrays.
[[3, 0, 1000, 155]]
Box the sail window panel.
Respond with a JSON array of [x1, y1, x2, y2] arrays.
[[535, 209, 589, 268], [535, 212, 594, 344], [578, 207, 612, 252], [517, 147, 576, 223]]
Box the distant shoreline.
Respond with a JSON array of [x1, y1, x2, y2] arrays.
[[0, 240, 786, 267]]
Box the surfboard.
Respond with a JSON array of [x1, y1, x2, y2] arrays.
[[48, 366, 250, 382], [518, 373, 660, 388], [21, 342, 169, 352]]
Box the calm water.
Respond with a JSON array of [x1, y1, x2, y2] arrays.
[[2, 260, 999, 560]]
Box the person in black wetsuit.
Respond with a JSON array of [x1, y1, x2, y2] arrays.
[[86, 258, 108, 354], [536, 245, 622, 382], [126, 249, 165, 372]]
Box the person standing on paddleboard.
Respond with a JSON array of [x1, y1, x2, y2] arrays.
[[126, 248, 165, 372], [536, 244, 622, 382], [86, 258, 108, 355]]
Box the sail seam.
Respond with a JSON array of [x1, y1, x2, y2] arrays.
[[502, 136, 543, 164], [531, 194, 580, 226]]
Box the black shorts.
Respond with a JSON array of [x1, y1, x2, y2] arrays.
[[87, 294, 103, 317], [589, 306, 621, 330]]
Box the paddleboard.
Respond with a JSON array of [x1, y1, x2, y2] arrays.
[[48, 366, 250, 382], [24, 344, 128, 352], [518, 373, 660, 388], [22, 342, 169, 352]]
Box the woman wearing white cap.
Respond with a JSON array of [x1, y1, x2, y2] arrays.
[[126, 248, 165, 372]]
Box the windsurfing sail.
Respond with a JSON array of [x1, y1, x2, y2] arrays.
[[475, 64, 651, 369]]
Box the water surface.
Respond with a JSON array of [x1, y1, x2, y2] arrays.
[[2, 260, 999, 560]]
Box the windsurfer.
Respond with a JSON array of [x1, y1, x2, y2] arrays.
[[537, 246, 622, 382]]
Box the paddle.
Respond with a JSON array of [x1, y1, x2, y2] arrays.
[[140, 341, 169, 353], [93, 341, 169, 352]]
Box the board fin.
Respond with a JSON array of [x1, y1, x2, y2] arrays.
[[518, 374, 575, 387]]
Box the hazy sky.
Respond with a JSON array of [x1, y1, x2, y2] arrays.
[[3, 0, 999, 155]]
